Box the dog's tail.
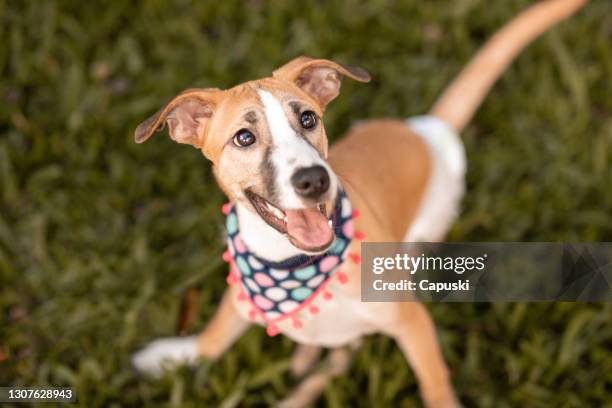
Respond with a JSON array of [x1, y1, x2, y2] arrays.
[[430, 0, 588, 133]]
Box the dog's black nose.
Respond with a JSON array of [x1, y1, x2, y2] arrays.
[[291, 165, 330, 199]]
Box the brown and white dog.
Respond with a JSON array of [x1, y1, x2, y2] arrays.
[[131, 1, 587, 406]]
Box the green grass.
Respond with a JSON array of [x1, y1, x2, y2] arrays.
[[1, 0, 612, 406]]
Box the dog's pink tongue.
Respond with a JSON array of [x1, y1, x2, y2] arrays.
[[286, 207, 332, 249]]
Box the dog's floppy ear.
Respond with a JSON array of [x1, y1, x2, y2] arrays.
[[273, 56, 370, 109], [134, 88, 222, 148]]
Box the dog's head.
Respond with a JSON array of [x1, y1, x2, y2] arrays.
[[135, 57, 370, 253]]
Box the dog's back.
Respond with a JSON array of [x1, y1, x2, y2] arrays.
[[330, 119, 433, 241], [331, 0, 587, 245]]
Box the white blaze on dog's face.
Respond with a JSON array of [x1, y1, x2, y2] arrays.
[[257, 88, 336, 209], [134, 57, 370, 254]]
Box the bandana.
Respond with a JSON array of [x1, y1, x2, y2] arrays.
[[221, 189, 365, 336]]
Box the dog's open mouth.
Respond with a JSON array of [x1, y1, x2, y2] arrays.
[[245, 189, 334, 252]]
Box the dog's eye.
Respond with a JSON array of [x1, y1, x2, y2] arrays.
[[233, 129, 256, 147], [300, 111, 318, 130]]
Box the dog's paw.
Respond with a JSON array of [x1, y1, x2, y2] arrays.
[[131, 335, 199, 377]]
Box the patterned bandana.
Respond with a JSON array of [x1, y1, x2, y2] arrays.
[[221, 189, 365, 336]]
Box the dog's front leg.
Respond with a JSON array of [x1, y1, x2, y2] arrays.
[[132, 286, 249, 377], [385, 302, 461, 408], [196, 286, 249, 358]]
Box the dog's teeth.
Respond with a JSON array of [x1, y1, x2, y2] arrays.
[[264, 201, 284, 220], [271, 207, 284, 220], [328, 220, 333, 227]]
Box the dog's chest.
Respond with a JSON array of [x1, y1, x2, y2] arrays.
[[232, 282, 375, 347]]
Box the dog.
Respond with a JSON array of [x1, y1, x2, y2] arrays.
[[131, 1, 587, 406]]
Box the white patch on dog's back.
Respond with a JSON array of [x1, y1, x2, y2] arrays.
[[257, 89, 336, 209], [404, 116, 466, 242]]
